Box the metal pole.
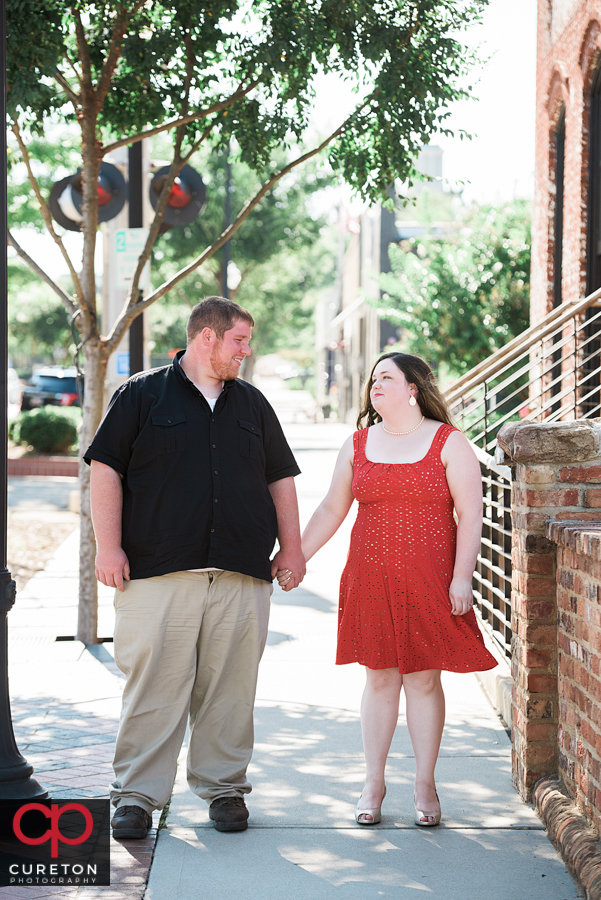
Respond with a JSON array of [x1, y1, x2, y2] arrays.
[[222, 142, 231, 299], [0, 0, 47, 804], [128, 142, 144, 374]]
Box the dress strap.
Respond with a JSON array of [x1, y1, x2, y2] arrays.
[[432, 423, 459, 456], [353, 428, 368, 458]]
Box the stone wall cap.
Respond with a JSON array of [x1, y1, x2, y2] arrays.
[[533, 776, 601, 899], [496, 419, 601, 464], [547, 519, 601, 559]]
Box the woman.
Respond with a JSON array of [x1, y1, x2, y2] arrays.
[[279, 353, 496, 826]]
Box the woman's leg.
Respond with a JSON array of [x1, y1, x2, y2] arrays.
[[358, 666, 403, 821], [403, 669, 445, 822]]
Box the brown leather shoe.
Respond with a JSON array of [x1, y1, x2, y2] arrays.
[[209, 796, 249, 832], [111, 805, 152, 839]]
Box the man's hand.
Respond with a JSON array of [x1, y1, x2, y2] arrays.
[[96, 547, 131, 592], [271, 548, 306, 592], [268, 477, 305, 593]]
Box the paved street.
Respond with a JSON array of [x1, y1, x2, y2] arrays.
[[2, 421, 581, 899]]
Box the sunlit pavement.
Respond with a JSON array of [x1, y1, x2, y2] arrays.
[[3, 419, 581, 899]]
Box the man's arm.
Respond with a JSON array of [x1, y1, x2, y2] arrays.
[[268, 476, 306, 591], [90, 460, 130, 591]]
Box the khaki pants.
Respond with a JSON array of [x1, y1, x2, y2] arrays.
[[110, 569, 272, 814]]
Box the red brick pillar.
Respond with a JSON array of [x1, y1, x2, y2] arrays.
[[497, 421, 601, 801]]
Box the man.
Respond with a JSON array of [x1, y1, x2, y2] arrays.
[[85, 296, 305, 838]]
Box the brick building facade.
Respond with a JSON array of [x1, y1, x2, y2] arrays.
[[532, 0, 601, 324]]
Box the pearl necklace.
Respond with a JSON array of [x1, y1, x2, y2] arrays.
[[382, 415, 425, 436]]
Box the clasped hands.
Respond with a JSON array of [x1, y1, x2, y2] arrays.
[[270, 548, 306, 593]]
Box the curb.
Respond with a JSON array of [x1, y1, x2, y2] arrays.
[[533, 775, 601, 900], [8, 456, 79, 476], [474, 625, 512, 730]]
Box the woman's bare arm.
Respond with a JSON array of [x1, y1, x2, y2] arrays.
[[441, 431, 483, 616]]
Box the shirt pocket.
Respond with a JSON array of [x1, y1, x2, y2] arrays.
[[152, 414, 186, 455], [238, 419, 262, 460]]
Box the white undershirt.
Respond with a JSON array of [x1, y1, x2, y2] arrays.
[[189, 389, 223, 572]]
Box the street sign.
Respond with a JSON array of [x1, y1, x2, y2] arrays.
[[116, 353, 130, 376], [114, 228, 151, 291]]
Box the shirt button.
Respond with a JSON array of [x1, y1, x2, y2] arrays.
[[211, 528, 215, 533], [214, 471, 218, 475], [214, 499, 218, 503], [167, 419, 171, 423], [212, 444, 216, 448]]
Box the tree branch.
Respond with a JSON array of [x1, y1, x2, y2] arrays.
[[54, 69, 80, 106], [94, 2, 146, 111], [73, 10, 94, 97], [8, 232, 77, 315], [180, 121, 214, 165], [63, 50, 84, 88], [101, 80, 259, 156], [11, 121, 84, 300], [119, 119, 216, 314], [181, 26, 195, 118], [105, 105, 368, 351]]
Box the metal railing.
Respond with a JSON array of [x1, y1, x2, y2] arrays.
[[472, 446, 513, 659], [443, 289, 601, 659]]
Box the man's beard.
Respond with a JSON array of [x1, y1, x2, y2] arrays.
[[210, 345, 239, 381]]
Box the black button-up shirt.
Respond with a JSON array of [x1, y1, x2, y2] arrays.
[[83, 353, 300, 582]]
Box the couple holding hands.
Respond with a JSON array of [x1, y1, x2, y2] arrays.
[[86, 296, 495, 840]]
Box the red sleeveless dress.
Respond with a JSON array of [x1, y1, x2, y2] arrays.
[[336, 424, 497, 674]]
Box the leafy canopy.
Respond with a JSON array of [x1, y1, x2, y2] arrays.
[[379, 200, 531, 376], [8, 0, 487, 205]]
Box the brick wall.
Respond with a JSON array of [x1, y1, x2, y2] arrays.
[[497, 420, 601, 804], [7, 456, 79, 477], [546, 520, 601, 833], [510, 459, 601, 796], [531, 1, 601, 324]]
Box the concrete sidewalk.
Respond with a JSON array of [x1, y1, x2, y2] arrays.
[[2, 426, 581, 899]]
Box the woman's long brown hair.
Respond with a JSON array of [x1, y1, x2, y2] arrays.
[[357, 352, 455, 429]]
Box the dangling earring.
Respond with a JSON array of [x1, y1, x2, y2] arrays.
[[409, 396, 417, 407]]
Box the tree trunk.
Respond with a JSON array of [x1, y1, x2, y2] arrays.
[[242, 353, 256, 385], [77, 342, 108, 645]]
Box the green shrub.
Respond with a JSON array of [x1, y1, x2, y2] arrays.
[[10, 407, 80, 453]]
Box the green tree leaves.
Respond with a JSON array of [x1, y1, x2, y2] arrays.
[[8, 0, 488, 204], [380, 201, 531, 376], [6, 0, 66, 126]]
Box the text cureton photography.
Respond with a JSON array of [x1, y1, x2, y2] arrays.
[[0, 799, 110, 887]]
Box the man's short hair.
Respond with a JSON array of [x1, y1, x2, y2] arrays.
[[186, 297, 254, 342]]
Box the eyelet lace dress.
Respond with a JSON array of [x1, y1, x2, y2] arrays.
[[336, 424, 497, 674]]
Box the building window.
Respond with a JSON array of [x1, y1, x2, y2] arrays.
[[553, 110, 565, 308], [584, 65, 601, 414], [587, 66, 601, 293], [550, 109, 565, 413]]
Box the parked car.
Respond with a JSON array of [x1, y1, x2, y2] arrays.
[[7, 367, 24, 407], [21, 366, 81, 411]]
